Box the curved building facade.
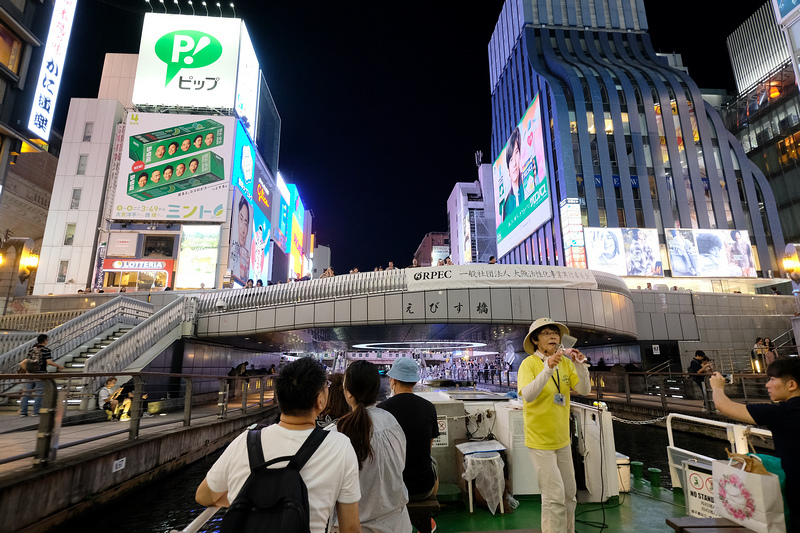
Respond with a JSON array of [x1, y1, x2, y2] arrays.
[[489, 0, 784, 284]]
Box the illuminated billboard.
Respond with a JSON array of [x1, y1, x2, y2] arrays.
[[132, 13, 243, 109], [493, 93, 552, 257], [584, 227, 662, 277], [235, 23, 260, 139], [176, 226, 220, 289], [113, 113, 234, 221], [666, 229, 756, 277], [28, 0, 77, 141], [229, 121, 271, 285], [273, 174, 291, 252], [287, 184, 305, 279]]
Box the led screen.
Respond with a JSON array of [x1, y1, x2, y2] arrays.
[[493, 93, 552, 257], [584, 227, 663, 277], [113, 113, 234, 221], [176, 226, 220, 289], [234, 23, 259, 139], [228, 121, 270, 285], [666, 228, 756, 277]]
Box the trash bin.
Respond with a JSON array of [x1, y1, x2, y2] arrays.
[[616, 452, 631, 493]]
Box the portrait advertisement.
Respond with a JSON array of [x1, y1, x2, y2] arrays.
[[621, 228, 662, 277], [584, 227, 627, 276], [229, 187, 252, 285]]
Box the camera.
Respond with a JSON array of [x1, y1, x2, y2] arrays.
[[724, 374, 734, 384]]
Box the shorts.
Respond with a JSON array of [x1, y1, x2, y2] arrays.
[[408, 457, 439, 502]]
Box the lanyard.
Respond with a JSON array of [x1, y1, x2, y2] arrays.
[[551, 368, 561, 392]]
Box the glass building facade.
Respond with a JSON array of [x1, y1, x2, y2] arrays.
[[489, 0, 784, 279]]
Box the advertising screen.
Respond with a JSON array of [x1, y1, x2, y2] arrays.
[[493, 93, 552, 258], [666, 229, 756, 277], [560, 199, 587, 269], [773, 0, 800, 23], [28, 0, 77, 141], [113, 113, 234, 221], [235, 23, 259, 139], [287, 184, 305, 279], [584, 227, 662, 277], [132, 13, 242, 109], [176, 226, 220, 289], [273, 174, 291, 252], [229, 122, 271, 285]]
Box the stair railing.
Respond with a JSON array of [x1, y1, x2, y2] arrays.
[[0, 297, 153, 374], [0, 310, 89, 333]]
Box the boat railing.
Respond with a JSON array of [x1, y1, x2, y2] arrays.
[[665, 412, 772, 490], [0, 370, 275, 467]]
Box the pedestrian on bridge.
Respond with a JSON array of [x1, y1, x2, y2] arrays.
[[19, 334, 64, 417]]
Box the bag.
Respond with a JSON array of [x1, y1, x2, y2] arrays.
[[25, 345, 44, 373], [712, 458, 786, 533], [220, 427, 328, 533]]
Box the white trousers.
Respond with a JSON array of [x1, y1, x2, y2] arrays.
[[529, 445, 577, 533]]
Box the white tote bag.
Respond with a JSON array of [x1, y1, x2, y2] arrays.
[[712, 459, 786, 533]]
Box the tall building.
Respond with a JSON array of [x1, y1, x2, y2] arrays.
[[488, 0, 783, 290], [447, 164, 497, 265], [722, 4, 800, 247], [413, 232, 449, 267]]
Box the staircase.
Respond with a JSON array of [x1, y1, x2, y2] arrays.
[[61, 326, 134, 372]]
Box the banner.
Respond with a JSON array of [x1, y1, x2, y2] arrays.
[[584, 227, 663, 277], [666, 229, 756, 277], [176, 226, 220, 289], [493, 93, 552, 257], [113, 112, 235, 221], [405, 264, 597, 292]]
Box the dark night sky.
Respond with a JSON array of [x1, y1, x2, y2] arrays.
[[57, 0, 764, 274]]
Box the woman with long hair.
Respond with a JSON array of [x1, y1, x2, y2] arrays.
[[764, 337, 778, 367], [336, 361, 411, 532], [316, 373, 348, 428]]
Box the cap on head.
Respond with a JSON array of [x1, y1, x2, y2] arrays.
[[387, 357, 420, 383], [523, 317, 569, 355]]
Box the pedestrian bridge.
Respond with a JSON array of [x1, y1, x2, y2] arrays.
[[0, 265, 637, 377]]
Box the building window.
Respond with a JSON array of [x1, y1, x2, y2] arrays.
[[64, 224, 76, 245], [76, 155, 88, 175], [70, 188, 81, 209], [83, 122, 93, 142], [0, 23, 22, 74], [57, 261, 69, 283]]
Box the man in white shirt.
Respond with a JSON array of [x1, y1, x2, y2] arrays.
[[196, 357, 362, 533]]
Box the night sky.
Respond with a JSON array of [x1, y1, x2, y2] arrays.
[[57, 0, 763, 274]]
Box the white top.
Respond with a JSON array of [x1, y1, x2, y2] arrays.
[[206, 424, 361, 533], [334, 406, 411, 533]]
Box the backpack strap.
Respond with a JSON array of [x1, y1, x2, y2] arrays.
[[292, 427, 328, 470], [246, 429, 266, 471]]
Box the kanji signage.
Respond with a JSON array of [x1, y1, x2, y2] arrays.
[[28, 0, 77, 141]]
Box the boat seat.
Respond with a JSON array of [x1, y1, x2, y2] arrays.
[[666, 516, 757, 532], [407, 493, 439, 533]]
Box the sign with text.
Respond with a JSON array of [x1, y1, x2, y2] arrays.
[[133, 13, 242, 109], [112, 112, 234, 221], [684, 461, 717, 518], [28, 0, 77, 141], [405, 264, 598, 292]]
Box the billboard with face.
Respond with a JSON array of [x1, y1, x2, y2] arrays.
[[493, 93, 552, 258], [133, 13, 242, 109], [113, 113, 234, 221], [666, 229, 756, 277], [584, 227, 663, 277]]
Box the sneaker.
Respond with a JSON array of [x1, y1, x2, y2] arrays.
[[431, 518, 437, 532], [120, 415, 131, 421], [19, 414, 28, 418], [142, 412, 154, 418]]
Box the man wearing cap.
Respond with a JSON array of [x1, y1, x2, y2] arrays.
[[378, 357, 440, 503], [518, 317, 590, 533]]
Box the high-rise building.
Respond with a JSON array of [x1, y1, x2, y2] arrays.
[[447, 164, 497, 265], [488, 0, 783, 289]]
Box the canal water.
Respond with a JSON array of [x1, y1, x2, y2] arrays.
[[52, 418, 734, 532]]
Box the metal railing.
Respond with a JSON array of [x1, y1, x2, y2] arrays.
[[0, 310, 89, 333], [84, 296, 193, 375], [684, 347, 799, 375], [0, 370, 275, 467], [0, 297, 153, 374]]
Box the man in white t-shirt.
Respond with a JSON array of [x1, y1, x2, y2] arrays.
[[196, 357, 362, 533]]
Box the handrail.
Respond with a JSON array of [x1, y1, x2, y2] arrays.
[[0, 297, 153, 373], [666, 412, 772, 453], [0, 310, 88, 332], [85, 296, 193, 375], [170, 507, 221, 533]]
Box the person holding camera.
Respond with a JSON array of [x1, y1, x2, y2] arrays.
[[688, 350, 713, 400], [517, 318, 590, 533]]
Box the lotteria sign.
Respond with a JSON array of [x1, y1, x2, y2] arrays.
[[132, 13, 243, 109], [105, 260, 171, 270]]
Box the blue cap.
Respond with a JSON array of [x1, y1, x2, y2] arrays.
[[387, 357, 420, 383]]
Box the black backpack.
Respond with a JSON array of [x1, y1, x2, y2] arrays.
[[220, 427, 328, 533], [25, 345, 44, 373]]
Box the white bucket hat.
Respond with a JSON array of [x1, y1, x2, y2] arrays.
[[523, 317, 569, 355]]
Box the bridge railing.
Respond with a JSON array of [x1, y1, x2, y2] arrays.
[[0, 297, 153, 374], [0, 310, 89, 333], [0, 370, 276, 468], [194, 269, 407, 314]]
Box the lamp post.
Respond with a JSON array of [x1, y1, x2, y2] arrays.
[[0, 237, 36, 316]]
